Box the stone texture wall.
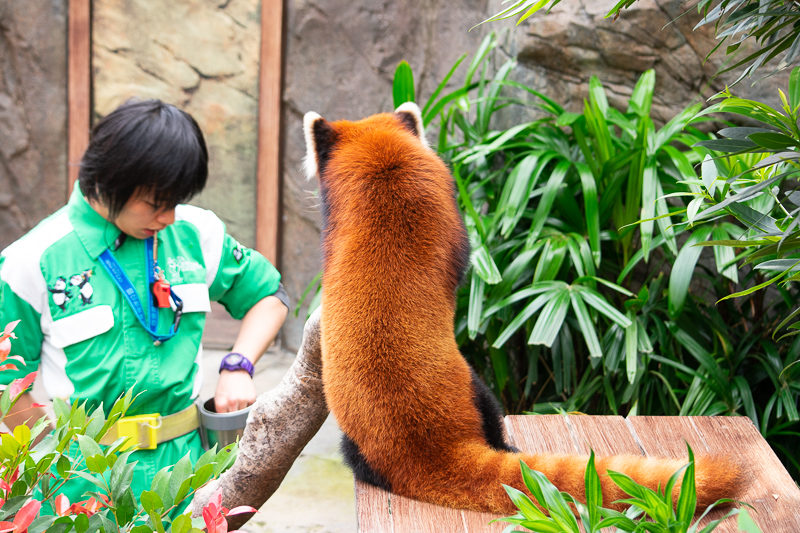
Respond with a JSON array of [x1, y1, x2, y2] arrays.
[[93, 0, 263, 248], [508, 0, 788, 124], [0, 1, 68, 250]]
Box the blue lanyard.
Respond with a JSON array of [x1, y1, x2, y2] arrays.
[[98, 236, 180, 344]]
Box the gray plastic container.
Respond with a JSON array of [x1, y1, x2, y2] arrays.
[[198, 398, 251, 450]]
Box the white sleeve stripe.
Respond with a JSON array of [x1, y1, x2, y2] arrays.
[[174, 205, 225, 287], [1, 211, 73, 315]]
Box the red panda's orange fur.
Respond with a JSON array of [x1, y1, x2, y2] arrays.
[[304, 103, 741, 514]]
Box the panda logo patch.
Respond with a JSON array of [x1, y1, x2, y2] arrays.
[[69, 269, 94, 305], [48, 276, 71, 310]]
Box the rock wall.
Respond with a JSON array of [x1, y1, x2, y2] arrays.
[[93, 0, 263, 248], [509, 0, 788, 123], [0, 1, 68, 250]]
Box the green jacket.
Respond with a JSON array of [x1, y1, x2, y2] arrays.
[[0, 185, 282, 505]]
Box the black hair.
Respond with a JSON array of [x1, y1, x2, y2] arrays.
[[78, 99, 208, 217]]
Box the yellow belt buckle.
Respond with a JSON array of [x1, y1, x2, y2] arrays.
[[116, 413, 161, 450]]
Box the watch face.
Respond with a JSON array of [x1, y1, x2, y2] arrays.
[[225, 353, 243, 365]]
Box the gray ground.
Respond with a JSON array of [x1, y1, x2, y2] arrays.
[[200, 346, 358, 532]]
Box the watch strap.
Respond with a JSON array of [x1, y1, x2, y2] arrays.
[[219, 352, 255, 377]]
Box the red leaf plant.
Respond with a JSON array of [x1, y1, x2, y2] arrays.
[[201, 488, 257, 533], [53, 493, 110, 517], [0, 498, 41, 532]]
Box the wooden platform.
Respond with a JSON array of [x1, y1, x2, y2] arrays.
[[355, 415, 800, 532]]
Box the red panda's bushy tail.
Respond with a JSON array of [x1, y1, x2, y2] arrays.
[[400, 443, 741, 515]]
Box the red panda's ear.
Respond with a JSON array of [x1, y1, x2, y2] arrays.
[[303, 111, 338, 180], [394, 102, 429, 149]]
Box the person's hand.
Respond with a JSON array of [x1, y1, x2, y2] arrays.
[[214, 370, 256, 412]]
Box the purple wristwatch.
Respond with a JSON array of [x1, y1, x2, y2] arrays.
[[219, 352, 254, 377]]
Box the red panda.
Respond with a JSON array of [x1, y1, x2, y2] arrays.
[[303, 102, 740, 514]]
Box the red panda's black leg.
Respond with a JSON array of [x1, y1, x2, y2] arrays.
[[469, 367, 518, 452], [341, 433, 393, 491]]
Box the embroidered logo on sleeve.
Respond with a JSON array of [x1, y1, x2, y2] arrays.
[[232, 243, 246, 264]]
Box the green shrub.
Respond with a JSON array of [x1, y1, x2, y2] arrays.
[[0, 320, 246, 532], [405, 34, 799, 480]]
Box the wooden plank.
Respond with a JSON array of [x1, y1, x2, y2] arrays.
[[355, 480, 505, 532], [505, 414, 582, 454], [255, 0, 283, 266], [391, 492, 466, 533], [687, 417, 800, 531], [68, 0, 91, 192], [459, 510, 507, 533], [355, 480, 392, 533], [565, 414, 644, 456], [628, 416, 800, 532]]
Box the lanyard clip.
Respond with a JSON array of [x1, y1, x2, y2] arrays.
[[171, 290, 184, 332]]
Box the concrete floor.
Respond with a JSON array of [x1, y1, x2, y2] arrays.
[[200, 345, 358, 533]]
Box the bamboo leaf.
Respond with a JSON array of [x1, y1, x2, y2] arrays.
[[695, 138, 758, 152], [719, 269, 790, 302], [529, 289, 570, 347], [625, 312, 638, 384], [467, 275, 485, 339], [533, 237, 568, 282], [728, 202, 782, 235], [498, 154, 548, 237], [492, 292, 554, 348], [790, 66, 800, 110], [712, 226, 739, 283], [570, 291, 602, 358], [575, 287, 632, 327], [471, 245, 503, 284], [718, 126, 778, 139], [627, 69, 655, 117], [641, 157, 658, 261], [701, 154, 719, 196], [575, 162, 601, 266], [517, 0, 556, 25], [687, 197, 705, 225], [755, 258, 800, 272], [527, 160, 572, 246], [585, 451, 603, 524], [392, 61, 415, 108], [669, 226, 714, 317], [692, 172, 785, 228], [676, 445, 697, 526], [421, 54, 467, 122], [655, 180, 678, 255], [654, 103, 703, 149], [589, 76, 609, 116], [748, 131, 800, 150]]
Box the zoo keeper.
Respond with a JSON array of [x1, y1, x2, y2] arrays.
[[0, 99, 289, 506]]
